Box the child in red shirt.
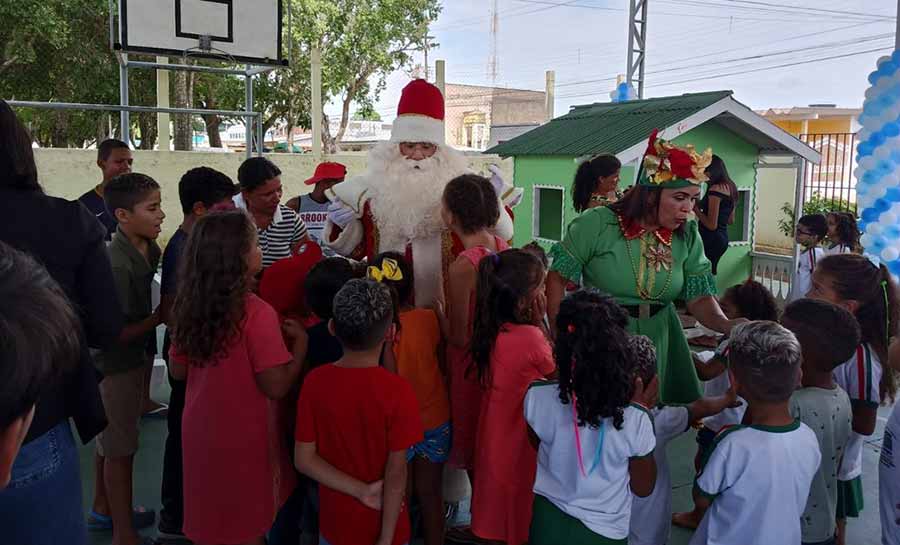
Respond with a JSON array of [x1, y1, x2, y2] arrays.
[[295, 279, 423, 545]]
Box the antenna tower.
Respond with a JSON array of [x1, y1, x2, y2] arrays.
[[488, 0, 499, 86]]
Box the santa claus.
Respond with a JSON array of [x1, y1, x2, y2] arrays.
[[324, 79, 519, 306]]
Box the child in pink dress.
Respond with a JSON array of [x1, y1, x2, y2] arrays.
[[469, 249, 556, 545], [168, 211, 305, 545], [441, 174, 509, 473]]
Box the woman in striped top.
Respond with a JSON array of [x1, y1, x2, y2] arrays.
[[236, 157, 309, 268]]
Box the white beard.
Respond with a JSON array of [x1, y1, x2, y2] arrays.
[[364, 141, 471, 252]]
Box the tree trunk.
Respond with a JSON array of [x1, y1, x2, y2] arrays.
[[334, 94, 352, 144], [51, 111, 68, 148], [137, 114, 157, 150], [322, 112, 337, 153], [204, 115, 222, 147], [173, 61, 195, 151]]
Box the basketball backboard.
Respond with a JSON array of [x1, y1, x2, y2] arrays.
[[117, 0, 286, 66]]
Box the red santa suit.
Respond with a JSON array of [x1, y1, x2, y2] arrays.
[[323, 79, 517, 307]]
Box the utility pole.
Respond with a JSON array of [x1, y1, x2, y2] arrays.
[[626, 0, 648, 99], [488, 0, 499, 86], [311, 47, 322, 158], [545, 70, 555, 122]]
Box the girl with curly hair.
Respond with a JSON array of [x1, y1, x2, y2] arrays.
[[825, 211, 861, 255], [467, 249, 555, 545], [525, 290, 658, 545], [168, 211, 305, 545]]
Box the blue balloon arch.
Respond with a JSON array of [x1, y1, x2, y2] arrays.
[[857, 51, 900, 276]]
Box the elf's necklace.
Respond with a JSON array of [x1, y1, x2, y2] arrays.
[[624, 233, 674, 301]]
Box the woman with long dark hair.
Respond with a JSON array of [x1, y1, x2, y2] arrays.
[[0, 100, 123, 543], [693, 155, 738, 274], [572, 154, 623, 213], [548, 130, 743, 405]]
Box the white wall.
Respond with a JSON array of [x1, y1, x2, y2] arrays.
[[35, 149, 512, 246], [754, 155, 798, 254]]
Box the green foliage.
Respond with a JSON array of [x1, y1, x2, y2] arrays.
[[778, 193, 859, 238], [1, 0, 441, 149], [353, 102, 382, 121]]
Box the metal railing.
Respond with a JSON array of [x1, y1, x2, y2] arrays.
[[6, 100, 262, 159], [750, 251, 793, 305], [799, 133, 858, 212]]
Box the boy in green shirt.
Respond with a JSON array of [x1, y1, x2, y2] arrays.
[[89, 173, 165, 545], [782, 299, 860, 545]]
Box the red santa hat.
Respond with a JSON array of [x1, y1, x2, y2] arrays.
[[390, 79, 445, 145]]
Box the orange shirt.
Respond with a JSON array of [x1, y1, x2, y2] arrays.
[[394, 308, 450, 431]]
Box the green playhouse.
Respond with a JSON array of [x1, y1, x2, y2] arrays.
[[488, 91, 821, 292]]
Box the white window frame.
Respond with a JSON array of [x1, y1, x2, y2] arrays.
[[532, 184, 566, 244]]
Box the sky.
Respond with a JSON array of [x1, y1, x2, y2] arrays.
[[324, 0, 898, 123]]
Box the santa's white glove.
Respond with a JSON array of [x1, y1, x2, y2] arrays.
[[488, 164, 524, 209], [488, 164, 506, 195], [327, 199, 357, 229]]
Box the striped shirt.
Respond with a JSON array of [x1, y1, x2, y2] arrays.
[[834, 343, 882, 480], [234, 195, 308, 268]]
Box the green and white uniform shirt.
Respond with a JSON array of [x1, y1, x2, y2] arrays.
[[833, 343, 882, 481], [690, 421, 820, 545]]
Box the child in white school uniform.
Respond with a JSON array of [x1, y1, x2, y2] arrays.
[[525, 290, 656, 545], [626, 335, 742, 545], [808, 254, 899, 545], [689, 321, 820, 545], [788, 214, 828, 303], [674, 280, 779, 530], [824, 212, 860, 256], [782, 299, 859, 545]]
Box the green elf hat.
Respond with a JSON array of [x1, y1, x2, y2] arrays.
[[638, 129, 713, 189]]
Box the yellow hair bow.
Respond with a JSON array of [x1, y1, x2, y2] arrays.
[[367, 258, 404, 283]]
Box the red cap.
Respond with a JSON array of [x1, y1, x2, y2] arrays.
[[304, 162, 347, 186]]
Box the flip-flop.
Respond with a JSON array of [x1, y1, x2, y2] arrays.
[[142, 404, 169, 419], [87, 508, 157, 531]]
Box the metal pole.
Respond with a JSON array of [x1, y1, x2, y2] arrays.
[[544, 70, 555, 122], [896, 0, 900, 49], [119, 53, 130, 143], [245, 65, 253, 159], [311, 47, 323, 158], [435, 60, 446, 97], [790, 158, 807, 288], [156, 57, 171, 151], [257, 111, 264, 157]]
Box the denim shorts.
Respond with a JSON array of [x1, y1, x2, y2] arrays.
[[0, 421, 87, 545]]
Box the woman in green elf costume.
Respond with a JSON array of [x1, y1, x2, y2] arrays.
[[547, 130, 745, 404]]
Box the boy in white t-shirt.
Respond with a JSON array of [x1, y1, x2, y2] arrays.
[[690, 321, 821, 545], [627, 336, 742, 545], [880, 402, 900, 545], [782, 299, 859, 545]]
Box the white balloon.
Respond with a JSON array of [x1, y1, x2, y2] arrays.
[[878, 77, 892, 90], [883, 247, 899, 262], [878, 55, 893, 67], [890, 202, 900, 216], [877, 146, 892, 160], [873, 185, 889, 200], [867, 87, 877, 100], [861, 233, 874, 249], [880, 211, 898, 226], [884, 173, 900, 187], [869, 223, 885, 236], [860, 156, 877, 170]]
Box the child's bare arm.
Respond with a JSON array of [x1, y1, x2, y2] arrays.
[[446, 260, 476, 348], [295, 441, 383, 509], [693, 353, 727, 381], [255, 323, 306, 399], [628, 455, 657, 498], [687, 386, 742, 422], [382, 340, 398, 374], [377, 450, 409, 545]]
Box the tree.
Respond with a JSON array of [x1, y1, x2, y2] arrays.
[[292, 0, 441, 151], [353, 102, 382, 122]]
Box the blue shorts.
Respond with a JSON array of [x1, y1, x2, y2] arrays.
[[406, 422, 452, 463]]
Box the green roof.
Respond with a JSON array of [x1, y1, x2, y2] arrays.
[[486, 90, 733, 157]]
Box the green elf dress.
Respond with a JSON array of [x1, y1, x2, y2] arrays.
[[549, 129, 717, 404]]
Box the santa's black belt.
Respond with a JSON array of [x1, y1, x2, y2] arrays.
[[622, 303, 666, 319]]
